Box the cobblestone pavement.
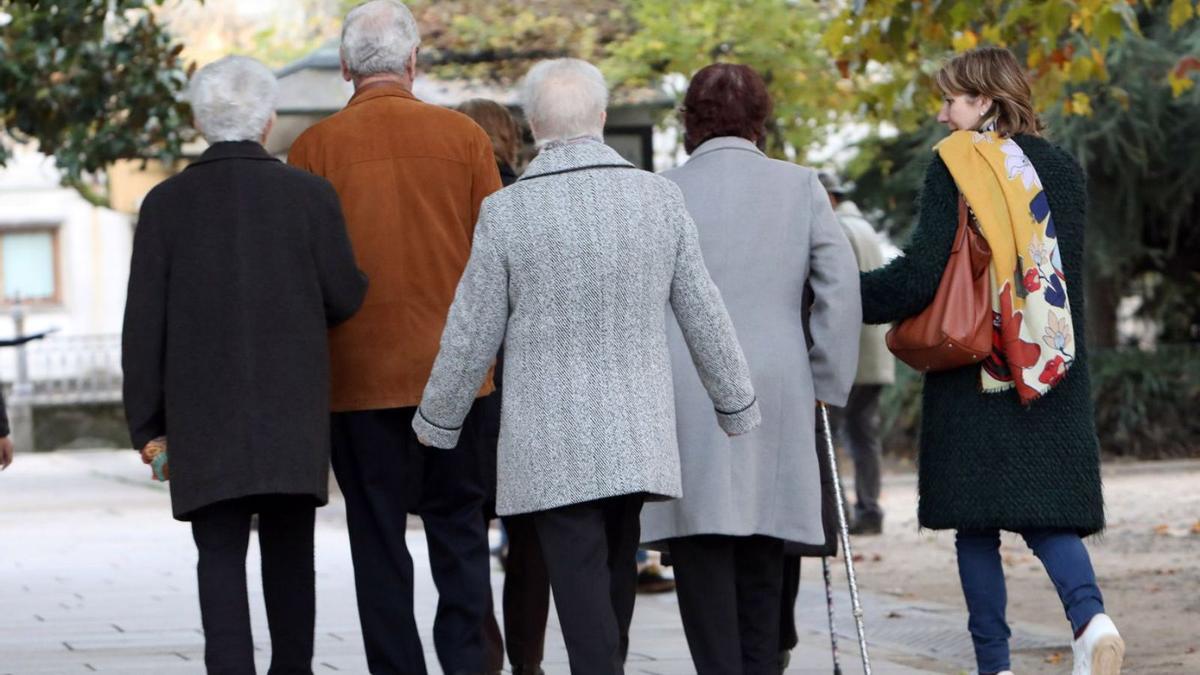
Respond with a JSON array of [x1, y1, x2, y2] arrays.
[[1, 450, 979, 674]]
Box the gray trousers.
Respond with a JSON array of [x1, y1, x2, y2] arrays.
[[831, 384, 884, 521]]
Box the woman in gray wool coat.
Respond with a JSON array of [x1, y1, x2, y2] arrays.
[[413, 58, 761, 675], [639, 64, 862, 674]]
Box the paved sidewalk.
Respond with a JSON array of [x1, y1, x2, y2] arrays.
[[1, 451, 958, 674]]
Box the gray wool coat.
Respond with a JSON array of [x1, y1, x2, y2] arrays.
[[641, 137, 861, 546], [412, 137, 761, 516]]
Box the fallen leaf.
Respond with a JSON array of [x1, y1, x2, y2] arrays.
[[1045, 652, 1063, 664], [886, 611, 902, 619], [1186, 647, 1197, 654], [852, 554, 865, 562], [1191, 521, 1200, 535], [872, 554, 883, 562], [1154, 524, 1171, 535]]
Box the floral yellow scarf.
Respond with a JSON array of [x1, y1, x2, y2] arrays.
[[935, 130, 1075, 405]]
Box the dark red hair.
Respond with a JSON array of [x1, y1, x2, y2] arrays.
[[682, 63, 772, 154]]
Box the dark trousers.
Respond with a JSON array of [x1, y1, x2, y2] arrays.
[[671, 535, 785, 675], [331, 402, 491, 675], [532, 494, 644, 675], [779, 555, 802, 652], [190, 495, 316, 675], [831, 384, 884, 522], [956, 529, 1105, 674], [503, 513, 551, 667], [482, 513, 551, 672]]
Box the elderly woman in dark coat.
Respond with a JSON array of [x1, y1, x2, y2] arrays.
[[860, 47, 1122, 675], [122, 55, 366, 674], [639, 64, 861, 674]]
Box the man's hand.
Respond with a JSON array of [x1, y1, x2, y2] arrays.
[[0, 436, 13, 470]]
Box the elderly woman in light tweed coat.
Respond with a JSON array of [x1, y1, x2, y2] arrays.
[[413, 58, 761, 675]]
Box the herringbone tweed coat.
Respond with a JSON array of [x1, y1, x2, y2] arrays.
[[413, 137, 761, 516]]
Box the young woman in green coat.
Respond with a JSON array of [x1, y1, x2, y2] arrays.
[[860, 47, 1124, 675]]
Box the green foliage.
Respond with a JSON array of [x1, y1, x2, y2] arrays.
[[824, 0, 1154, 126], [1090, 345, 1200, 458], [0, 0, 196, 202], [604, 0, 841, 155]]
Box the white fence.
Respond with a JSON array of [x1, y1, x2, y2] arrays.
[[3, 333, 123, 406]]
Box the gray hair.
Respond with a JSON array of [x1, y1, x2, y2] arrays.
[[520, 59, 609, 144], [341, 0, 421, 78], [188, 55, 279, 143]]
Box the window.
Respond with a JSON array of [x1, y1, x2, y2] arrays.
[[1, 228, 59, 304]]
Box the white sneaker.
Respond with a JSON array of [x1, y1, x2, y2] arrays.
[[1072, 614, 1125, 675]]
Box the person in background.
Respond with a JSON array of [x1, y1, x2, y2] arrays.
[[458, 97, 550, 675], [287, 2, 503, 673], [818, 172, 895, 536], [638, 63, 860, 674], [860, 46, 1122, 675], [413, 58, 761, 674], [122, 55, 367, 674]]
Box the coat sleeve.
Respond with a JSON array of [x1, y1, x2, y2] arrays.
[[412, 198, 509, 448], [806, 172, 862, 407], [667, 186, 761, 435], [860, 156, 959, 325], [121, 193, 170, 451], [310, 180, 368, 326], [468, 129, 503, 236]]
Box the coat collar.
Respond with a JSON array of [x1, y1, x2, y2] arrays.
[[521, 136, 635, 180], [688, 136, 766, 161], [347, 81, 418, 107], [188, 141, 279, 168]]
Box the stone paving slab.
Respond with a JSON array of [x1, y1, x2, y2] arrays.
[[1, 451, 947, 674]]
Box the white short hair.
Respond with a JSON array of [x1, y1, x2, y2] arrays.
[[520, 59, 609, 144], [188, 56, 278, 143], [341, 0, 421, 77]]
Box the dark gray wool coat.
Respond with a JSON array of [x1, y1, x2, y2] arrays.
[[861, 134, 1104, 535], [122, 141, 367, 520]]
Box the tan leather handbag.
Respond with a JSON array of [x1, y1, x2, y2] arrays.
[[886, 197, 993, 372]]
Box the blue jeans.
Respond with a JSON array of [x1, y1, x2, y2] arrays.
[[955, 529, 1105, 674]]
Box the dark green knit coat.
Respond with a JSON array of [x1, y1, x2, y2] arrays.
[[861, 134, 1104, 535]]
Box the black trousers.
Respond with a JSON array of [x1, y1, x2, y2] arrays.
[[671, 535, 785, 675], [532, 494, 644, 675], [330, 402, 491, 675], [482, 514, 551, 672], [779, 554, 802, 652], [190, 495, 317, 675]]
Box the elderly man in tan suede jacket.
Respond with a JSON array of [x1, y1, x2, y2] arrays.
[[287, 2, 501, 673]]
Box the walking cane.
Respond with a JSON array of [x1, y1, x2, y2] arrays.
[[821, 556, 843, 675], [819, 402, 872, 675]]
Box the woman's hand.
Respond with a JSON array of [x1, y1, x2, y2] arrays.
[[0, 436, 13, 470]]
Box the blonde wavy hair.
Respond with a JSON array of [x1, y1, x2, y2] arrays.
[[936, 47, 1044, 137]]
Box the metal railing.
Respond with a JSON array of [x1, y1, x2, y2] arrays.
[[3, 303, 124, 450], [17, 333, 123, 405]]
